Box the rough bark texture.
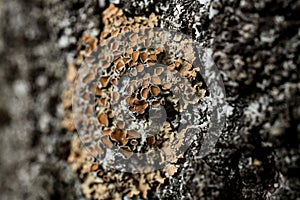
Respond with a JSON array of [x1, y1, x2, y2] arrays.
[[0, 0, 299, 199]]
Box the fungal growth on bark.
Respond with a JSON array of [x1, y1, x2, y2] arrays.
[[73, 26, 211, 172], [64, 3, 225, 199]]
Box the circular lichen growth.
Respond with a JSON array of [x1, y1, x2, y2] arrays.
[[73, 26, 225, 173]]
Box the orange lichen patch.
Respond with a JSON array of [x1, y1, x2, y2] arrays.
[[123, 26, 130, 32], [98, 113, 109, 126], [148, 54, 157, 61], [137, 63, 144, 72], [147, 61, 156, 66], [116, 60, 125, 70], [130, 33, 138, 41], [142, 79, 150, 87], [150, 76, 161, 85], [102, 128, 113, 135], [146, 136, 156, 145], [111, 29, 120, 37], [150, 85, 160, 96], [102, 61, 111, 68], [90, 39, 98, 51], [151, 100, 160, 107], [63, 3, 202, 200], [129, 60, 137, 67], [141, 88, 149, 99], [155, 47, 163, 54], [120, 146, 133, 158], [132, 51, 139, 61], [111, 78, 118, 85], [111, 41, 119, 51], [114, 56, 123, 64], [126, 86, 133, 95], [134, 100, 148, 114], [76, 34, 99, 65], [142, 73, 150, 80], [98, 97, 105, 104], [127, 96, 137, 106], [127, 130, 141, 139], [111, 91, 120, 104], [144, 38, 151, 47], [140, 52, 148, 63], [100, 39, 108, 46], [123, 57, 131, 63], [99, 76, 110, 87], [82, 33, 93, 43], [130, 41, 138, 47], [116, 121, 125, 129], [96, 169, 104, 177], [101, 135, 113, 148], [154, 67, 164, 75], [95, 87, 102, 96], [111, 128, 128, 145], [162, 83, 172, 90], [168, 63, 176, 70], [126, 47, 134, 54], [91, 164, 99, 171], [174, 59, 182, 67]]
